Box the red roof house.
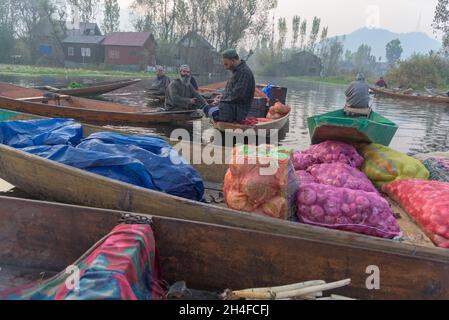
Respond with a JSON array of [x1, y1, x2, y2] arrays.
[[102, 32, 156, 70]]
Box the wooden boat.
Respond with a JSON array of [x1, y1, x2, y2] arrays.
[[1, 195, 446, 300], [1, 149, 449, 299], [307, 109, 398, 146], [35, 79, 142, 97], [370, 86, 449, 105], [0, 82, 202, 125], [213, 111, 290, 134], [3, 109, 449, 299]]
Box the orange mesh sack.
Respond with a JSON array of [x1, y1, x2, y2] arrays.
[[224, 145, 299, 220]]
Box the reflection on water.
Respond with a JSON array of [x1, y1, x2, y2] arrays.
[[0, 75, 447, 154]]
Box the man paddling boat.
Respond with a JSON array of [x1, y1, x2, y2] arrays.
[[203, 49, 256, 123]]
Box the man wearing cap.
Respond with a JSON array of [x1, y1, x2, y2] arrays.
[[148, 65, 171, 96], [165, 64, 207, 111], [203, 49, 255, 122], [344, 73, 370, 116]]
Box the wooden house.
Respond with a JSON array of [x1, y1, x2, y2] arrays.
[[177, 31, 223, 74], [102, 32, 156, 71]]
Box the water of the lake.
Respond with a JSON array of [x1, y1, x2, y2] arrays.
[[1, 74, 448, 155]]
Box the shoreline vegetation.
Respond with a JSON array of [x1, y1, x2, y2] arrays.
[[0, 64, 178, 78]]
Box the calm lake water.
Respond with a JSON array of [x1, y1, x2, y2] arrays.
[[1, 74, 448, 155]]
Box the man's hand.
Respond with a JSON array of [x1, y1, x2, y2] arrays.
[[190, 98, 197, 104]]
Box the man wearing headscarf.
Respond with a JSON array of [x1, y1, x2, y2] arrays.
[[345, 73, 370, 108], [165, 65, 207, 111], [203, 49, 255, 123], [148, 65, 171, 96]]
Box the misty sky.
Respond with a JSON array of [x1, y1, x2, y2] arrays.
[[116, 0, 440, 39]]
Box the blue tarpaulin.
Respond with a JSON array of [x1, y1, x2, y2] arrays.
[[1, 119, 204, 201], [0, 118, 82, 148], [78, 132, 204, 201]]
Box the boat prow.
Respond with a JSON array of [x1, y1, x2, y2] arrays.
[[308, 109, 398, 146]]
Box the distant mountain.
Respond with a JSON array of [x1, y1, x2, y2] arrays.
[[334, 28, 441, 60]]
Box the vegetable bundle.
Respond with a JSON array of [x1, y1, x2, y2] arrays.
[[384, 180, 449, 247], [266, 102, 291, 120], [292, 141, 364, 171], [224, 145, 298, 220], [357, 144, 429, 188], [297, 183, 402, 239]]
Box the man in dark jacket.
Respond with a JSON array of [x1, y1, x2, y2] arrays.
[[165, 65, 207, 111], [203, 49, 255, 123], [148, 65, 171, 96]]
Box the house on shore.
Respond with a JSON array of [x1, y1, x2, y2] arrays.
[[31, 18, 66, 65], [177, 31, 223, 74], [62, 35, 105, 67], [102, 32, 157, 71]]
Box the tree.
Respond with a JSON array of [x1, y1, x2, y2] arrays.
[[68, 0, 100, 23], [276, 17, 287, 57], [307, 16, 321, 52], [321, 37, 343, 76], [433, 0, 449, 52], [291, 15, 300, 48], [299, 20, 307, 50], [353, 44, 377, 75], [386, 38, 403, 64], [102, 0, 120, 34]]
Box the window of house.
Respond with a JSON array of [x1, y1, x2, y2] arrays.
[[81, 47, 91, 57], [68, 47, 75, 57], [109, 50, 120, 59]]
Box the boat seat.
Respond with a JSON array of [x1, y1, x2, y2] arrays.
[[344, 106, 372, 117]]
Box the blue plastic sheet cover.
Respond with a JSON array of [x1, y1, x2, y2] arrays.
[[0, 118, 82, 148], [20, 144, 156, 189], [79, 132, 205, 201]]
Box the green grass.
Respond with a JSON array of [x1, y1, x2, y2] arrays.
[[0, 64, 177, 78]]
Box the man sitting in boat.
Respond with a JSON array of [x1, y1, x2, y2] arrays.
[[165, 65, 207, 111], [344, 73, 370, 117], [375, 77, 388, 88], [203, 49, 256, 122], [148, 65, 171, 96]]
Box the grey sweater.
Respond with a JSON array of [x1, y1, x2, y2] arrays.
[[165, 79, 207, 111], [345, 80, 370, 108]]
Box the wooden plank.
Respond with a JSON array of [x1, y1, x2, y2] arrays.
[[389, 198, 435, 248]]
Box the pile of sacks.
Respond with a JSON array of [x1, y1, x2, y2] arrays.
[[293, 141, 402, 239], [266, 102, 291, 120]]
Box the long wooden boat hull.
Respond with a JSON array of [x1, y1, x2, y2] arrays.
[[308, 109, 398, 146], [370, 86, 449, 104], [38, 79, 142, 97], [2, 109, 449, 299], [2, 194, 449, 300], [0, 82, 201, 125]]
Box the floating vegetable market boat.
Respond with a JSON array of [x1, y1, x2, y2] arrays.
[[307, 109, 398, 146], [370, 86, 449, 105], [1, 190, 449, 300]]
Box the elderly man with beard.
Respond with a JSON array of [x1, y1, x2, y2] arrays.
[[164, 65, 207, 111]]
